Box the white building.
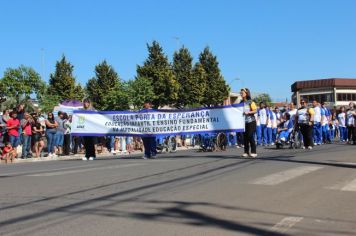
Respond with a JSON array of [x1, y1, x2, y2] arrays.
[[291, 78, 356, 107]]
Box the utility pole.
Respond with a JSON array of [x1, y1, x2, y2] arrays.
[[41, 48, 45, 81], [173, 36, 180, 50]]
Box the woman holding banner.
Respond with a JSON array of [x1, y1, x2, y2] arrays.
[[82, 98, 96, 161], [240, 88, 258, 158]]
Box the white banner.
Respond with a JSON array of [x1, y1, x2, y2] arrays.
[[71, 104, 245, 136]]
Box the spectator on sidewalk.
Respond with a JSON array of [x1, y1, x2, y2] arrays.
[[63, 113, 71, 156], [20, 112, 34, 159], [45, 112, 58, 157], [6, 111, 20, 153], [55, 111, 65, 156], [32, 117, 45, 158]]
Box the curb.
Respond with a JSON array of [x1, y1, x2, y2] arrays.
[[0, 146, 200, 165]]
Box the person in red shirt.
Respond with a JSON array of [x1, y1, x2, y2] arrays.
[[20, 112, 34, 159], [2, 142, 16, 163], [6, 111, 20, 149]]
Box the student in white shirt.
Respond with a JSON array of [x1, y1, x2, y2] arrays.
[[312, 100, 322, 145], [337, 106, 347, 142], [288, 103, 298, 123], [346, 102, 356, 144], [258, 102, 268, 145]]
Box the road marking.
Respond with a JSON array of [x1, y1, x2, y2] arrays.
[[27, 163, 143, 176], [0, 164, 99, 177], [251, 166, 323, 185], [327, 178, 356, 192], [271, 217, 303, 233]]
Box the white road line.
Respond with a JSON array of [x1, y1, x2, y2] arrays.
[[327, 178, 356, 192], [271, 217, 303, 233], [27, 163, 143, 176], [0, 164, 98, 177], [251, 166, 323, 185]]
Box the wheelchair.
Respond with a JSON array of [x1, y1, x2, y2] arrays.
[[276, 128, 302, 149], [156, 135, 177, 153], [198, 132, 228, 152]]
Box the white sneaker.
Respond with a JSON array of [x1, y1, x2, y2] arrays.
[[302, 146, 306, 149], [241, 153, 249, 157], [111, 150, 116, 155], [236, 145, 241, 149], [82, 157, 88, 161], [48, 153, 52, 158], [142, 156, 148, 160], [88, 157, 95, 161], [308, 146, 313, 150], [250, 153, 258, 158]]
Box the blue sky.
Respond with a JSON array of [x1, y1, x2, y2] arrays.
[[1, 0, 356, 101]]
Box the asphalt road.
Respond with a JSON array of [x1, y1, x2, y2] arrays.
[[0, 144, 355, 236]]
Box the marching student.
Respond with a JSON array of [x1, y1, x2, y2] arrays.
[[271, 107, 278, 144], [337, 106, 347, 142], [240, 88, 257, 157], [296, 99, 315, 150], [266, 105, 273, 145], [82, 98, 96, 161], [255, 112, 261, 146], [141, 101, 157, 159], [312, 100, 322, 145], [346, 102, 355, 144], [258, 102, 268, 146], [288, 103, 298, 123], [320, 102, 331, 144]]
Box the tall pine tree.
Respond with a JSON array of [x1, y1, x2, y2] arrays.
[[137, 41, 179, 108], [48, 55, 77, 100], [188, 63, 207, 107], [173, 46, 193, 108], [86, 60, 125, 110], [199, 47, 229, 107]]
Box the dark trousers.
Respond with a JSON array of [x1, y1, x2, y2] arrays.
[[73, 136, 82, 154], [347, 126, 354, 142], [244, 121, 257, 154], [236, 132, 244, 146], [142, 136, 157, 157], [83, 136, 96, 158], [351, 127, 356, 144], [63, 134, 71, 155], [300, 124, 313, 147]]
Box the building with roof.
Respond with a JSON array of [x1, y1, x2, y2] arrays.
[[291, 78, 356, 107]]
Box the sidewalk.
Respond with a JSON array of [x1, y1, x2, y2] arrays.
[[0, 146, 199, 165]]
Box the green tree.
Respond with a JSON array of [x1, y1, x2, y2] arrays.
[[187, 63, 207, 107], [173, 46, 193, 108], [1, 65, 45, 103], [102, 83, 130, 111], [72, 84, 85, 101], [127, 76, 155, 109], [86, 60, 124, 110], [253, 93, 273, 106], [199, 47, 229, 107], [137, 41, 179, 108], [48, 55, 77, 100]]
